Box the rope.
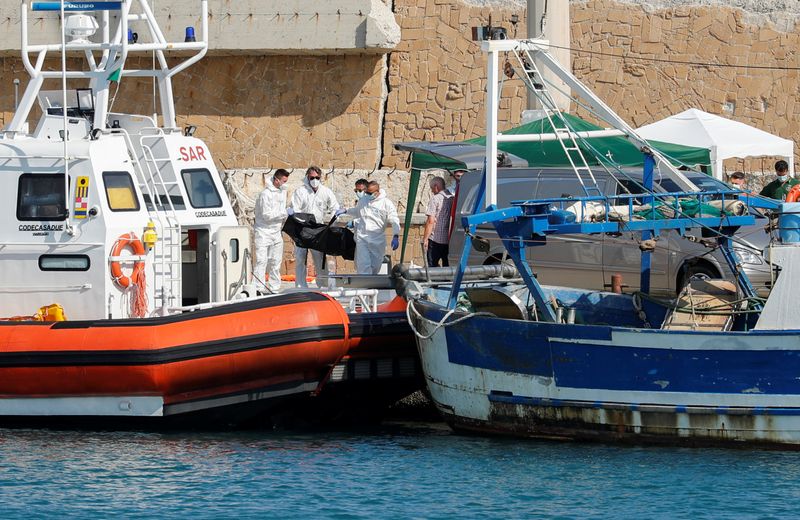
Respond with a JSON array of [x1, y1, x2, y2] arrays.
[[223, 170, 256, 225], [131, 269, 148, 318], [631, 292, 651, 328], [405, 299, 495, 340]]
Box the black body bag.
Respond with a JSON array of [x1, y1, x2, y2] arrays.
[[282, 212, 356, 261]]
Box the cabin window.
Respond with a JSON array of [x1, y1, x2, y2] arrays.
[[17, 174, 67, 221], [39, 254, 90, 271], [102, 171, 140, 211], [229, 238, 240, 263], [181, 168, 222, 209]]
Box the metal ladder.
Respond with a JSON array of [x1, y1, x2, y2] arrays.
[[118, 130, 183, 310], [140, 134, 183, 310], [512, 49, 604, 198]]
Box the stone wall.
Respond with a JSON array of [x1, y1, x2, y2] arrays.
[[381, 0, 528, 168], [571, 0, 800, 174], [3, 0, 800, 176], [0, 54, 389, 170]]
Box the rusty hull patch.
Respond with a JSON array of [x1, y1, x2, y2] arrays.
[[471, 400, 795, 449]]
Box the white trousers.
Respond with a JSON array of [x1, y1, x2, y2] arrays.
[[295, 246, 328, 288], [354, 239, 386, 275], [254, 240, 283, 293]]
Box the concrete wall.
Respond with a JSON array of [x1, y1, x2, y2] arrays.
[[0, 0, 400, 54]]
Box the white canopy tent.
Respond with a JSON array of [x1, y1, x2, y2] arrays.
[[636, 108, 795, 180]]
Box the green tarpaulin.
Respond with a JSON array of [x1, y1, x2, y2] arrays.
[[410, 113, 711, 172]]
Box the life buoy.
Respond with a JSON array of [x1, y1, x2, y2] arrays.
[[110, 233, 146, 288], [786, 184, 800, 203]]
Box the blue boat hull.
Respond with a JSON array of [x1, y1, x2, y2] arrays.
[[410, 296, 800, 447]]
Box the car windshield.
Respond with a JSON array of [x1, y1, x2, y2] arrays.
[[656, 174, 728, 193]]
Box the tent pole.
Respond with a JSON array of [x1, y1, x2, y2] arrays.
[[400, 166, 421, 263], [710, 146, 722, 180]]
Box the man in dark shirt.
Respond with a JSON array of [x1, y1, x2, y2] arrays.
[[759, 160, 799, 200]]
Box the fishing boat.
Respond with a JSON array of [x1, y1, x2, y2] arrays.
[[0, 0, 418, 426], [404, 37, 800, 447]]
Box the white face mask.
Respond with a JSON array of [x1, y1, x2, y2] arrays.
[[279, 183, 288, 191], [778, 174, 789, 182], [355, 191, 365, 199], [309, 178, 321, 189]]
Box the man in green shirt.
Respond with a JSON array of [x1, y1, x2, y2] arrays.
[[759, 160, 799, 200]]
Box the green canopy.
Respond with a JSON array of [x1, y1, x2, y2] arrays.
[[410, 113, 711, 172], [399, 113, 712, 262]]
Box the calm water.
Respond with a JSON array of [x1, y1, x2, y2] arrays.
[[0, 422, 798, 519]]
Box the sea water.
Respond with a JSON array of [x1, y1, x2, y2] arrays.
[[0, 422, 798, 519]]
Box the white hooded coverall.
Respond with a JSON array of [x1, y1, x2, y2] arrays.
[[253, 182, 288, 293], [290, 179, 340, 287], [345, 189, 401, 274]]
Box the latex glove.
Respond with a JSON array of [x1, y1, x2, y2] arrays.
[[391, 235, 399, 251], [346, 221, 354, 229], [334, 208, 347, 217], [286, 207, 294, 216]]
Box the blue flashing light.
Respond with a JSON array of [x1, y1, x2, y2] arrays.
[[185, 27, 196, 43], [32, 2, 122, 11]]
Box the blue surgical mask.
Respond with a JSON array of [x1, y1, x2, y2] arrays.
[[369, 192, 378, 201], [778, 174, 789, 182]]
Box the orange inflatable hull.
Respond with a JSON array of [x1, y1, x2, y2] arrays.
[[0, 292, 353, 422]]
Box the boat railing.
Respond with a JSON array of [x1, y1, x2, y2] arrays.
[[505, 189, 753, 235], [0, 155, 90, 161], [10, 1, 209, 134]]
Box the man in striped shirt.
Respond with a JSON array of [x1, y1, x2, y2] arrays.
[[424, 176, 454, 267]]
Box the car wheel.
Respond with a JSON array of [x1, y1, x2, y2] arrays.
[[679, 264, 718, 292]]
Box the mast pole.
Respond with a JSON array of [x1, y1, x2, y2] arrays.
[[60, 0, 72, 232]]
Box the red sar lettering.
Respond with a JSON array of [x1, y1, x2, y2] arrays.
[[179, 146, 207, 161]]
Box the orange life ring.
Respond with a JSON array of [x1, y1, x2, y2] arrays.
[[110, 233, 146, 288], [786, 184, 800, 203]]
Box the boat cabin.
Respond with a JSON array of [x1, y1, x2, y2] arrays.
[[0, 1, 250, 320]]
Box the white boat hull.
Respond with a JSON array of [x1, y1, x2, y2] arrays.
[[411, 299, 800, 447]]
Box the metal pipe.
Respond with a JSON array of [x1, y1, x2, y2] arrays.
[[498, 129, 625, 142], [25, 41, 207, 53], [393, 264, 519, 282]]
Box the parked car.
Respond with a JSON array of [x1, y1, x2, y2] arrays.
[[449, 167, 774, 296]]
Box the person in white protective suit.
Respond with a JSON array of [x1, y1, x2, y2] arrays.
[[290, 166, 340, 287], [337, 180, 400, 275], [253, 169, 292, 293]]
